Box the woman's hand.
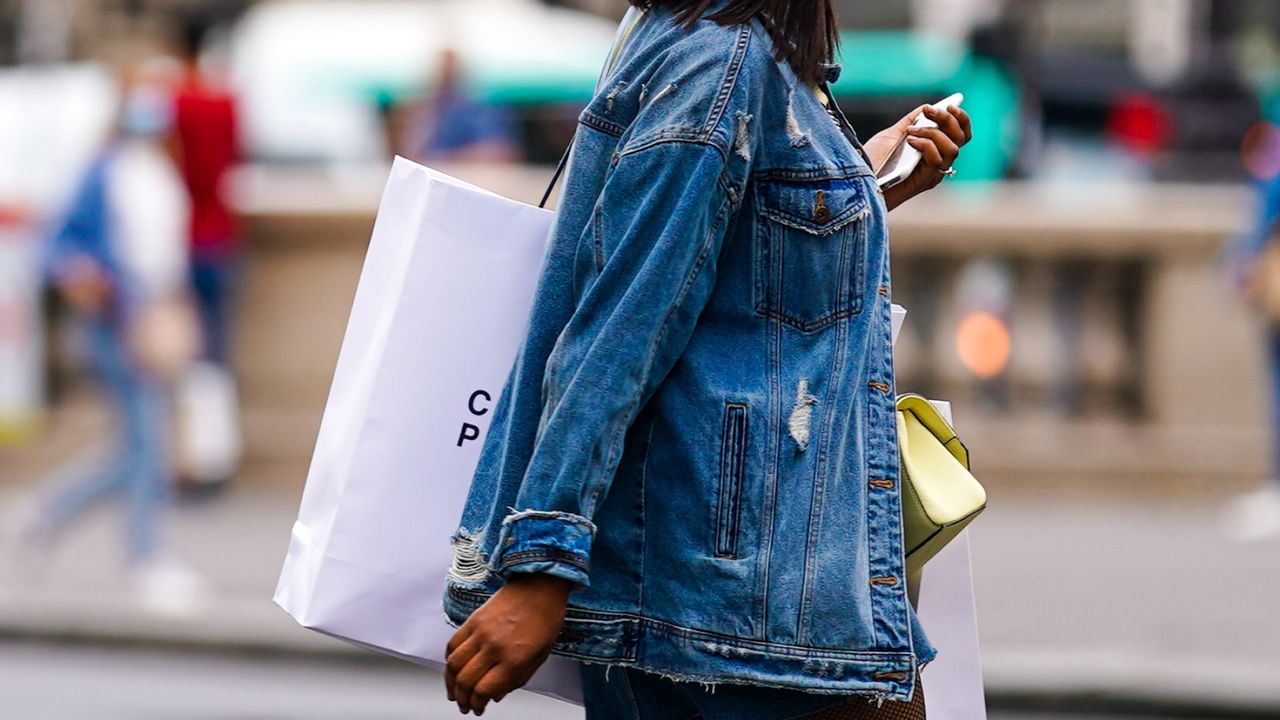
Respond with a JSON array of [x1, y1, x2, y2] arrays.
[[56, 255, 113, 316], [863, 104, 973, 211], [444, 573, 573, 715]]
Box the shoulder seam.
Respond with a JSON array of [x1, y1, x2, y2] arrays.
[[615, 22, 754, 156], [697, 23, 755, 142], [617, 134, 727, 164]]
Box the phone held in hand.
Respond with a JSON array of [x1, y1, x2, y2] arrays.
[[875, 93, 965, 190]]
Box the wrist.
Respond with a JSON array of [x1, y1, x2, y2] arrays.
[[883, 185, 906, 212]]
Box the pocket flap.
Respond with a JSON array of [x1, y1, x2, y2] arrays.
[[757, 178, 870, 236]]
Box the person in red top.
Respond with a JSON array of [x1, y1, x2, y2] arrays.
[[173, 18, 240, 366]]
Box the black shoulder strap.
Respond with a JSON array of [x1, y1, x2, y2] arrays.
[[539, 142, 573, 209], [537, 8, 644, 211]]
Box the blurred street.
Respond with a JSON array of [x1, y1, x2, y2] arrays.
[[0, 641, 1234, 720], [2, 458, 1277, 717]]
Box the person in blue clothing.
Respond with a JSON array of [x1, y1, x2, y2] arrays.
[[401, 48, 521, 165], [1225, 154, 1280, 542], [442, 1, 972, 718], [11, 71, 207, 614]]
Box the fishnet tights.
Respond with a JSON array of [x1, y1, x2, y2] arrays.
[[678, 681, 926, 720], [795, 683, 926, 720]]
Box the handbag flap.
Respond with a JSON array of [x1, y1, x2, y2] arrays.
[[896, 395, 985, 528], [896, 394, 969, 469]]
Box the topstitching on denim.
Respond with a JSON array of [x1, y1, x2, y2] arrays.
[[445, 3, 933, 701]]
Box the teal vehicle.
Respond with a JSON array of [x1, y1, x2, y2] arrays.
[[472, 28, 1021, 180], [231, 1, 1018, 174], [474, 29, 1020, 181]]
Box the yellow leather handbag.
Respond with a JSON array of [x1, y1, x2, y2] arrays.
[[896, 394, 986, 576]]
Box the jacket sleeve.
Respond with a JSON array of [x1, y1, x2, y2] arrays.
[[492, 138, 732, 587], [43, 160, 111, 283], [1246, 173, 1280, 257]]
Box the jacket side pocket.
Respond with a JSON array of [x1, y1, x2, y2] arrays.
[[715, 403, 749, 559]]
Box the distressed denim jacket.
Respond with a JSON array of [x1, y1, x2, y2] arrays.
[[444, 4, 935, 701]]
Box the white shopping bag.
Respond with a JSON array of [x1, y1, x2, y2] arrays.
[[892, 307, 988, 720], [915, 402, 987, 720], [274, 156, 583, 703], [176, 361, 243, 485], [918, 527, 987, 720]]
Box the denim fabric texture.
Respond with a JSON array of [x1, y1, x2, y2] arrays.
[[445, 3, 934, 701], [580, 662, 857, 720]]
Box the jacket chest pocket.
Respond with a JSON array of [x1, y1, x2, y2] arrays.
[[753, 177, 871, 333]]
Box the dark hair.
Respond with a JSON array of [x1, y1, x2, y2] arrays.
[[179, 13, 213, 62], [629, 0, 840, 85]]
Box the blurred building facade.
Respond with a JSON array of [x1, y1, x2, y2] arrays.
[[3, 0, 1279, 495], [0, 0, 249, 64]]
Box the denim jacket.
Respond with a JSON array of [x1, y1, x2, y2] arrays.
[[444, 4, 935, 701]]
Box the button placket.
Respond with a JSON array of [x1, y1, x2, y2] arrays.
[[865, 295, 910, 650]]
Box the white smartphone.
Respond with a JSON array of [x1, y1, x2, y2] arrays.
[[875, 92, 964, 190]]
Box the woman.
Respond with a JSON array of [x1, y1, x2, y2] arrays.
[[17, 73, 206, 614], [443, 1, 972, 717]]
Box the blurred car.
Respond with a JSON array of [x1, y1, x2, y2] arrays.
[[1005, 0, 1263, 182], [228, 0, 619, 165], [228, 0, 1025, 173], [0, 63, 116, 212]]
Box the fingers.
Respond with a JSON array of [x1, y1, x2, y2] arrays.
[[907, 127, 958, 170], [909, 143, 943, 187], [447, 623, 473, 657], [470, 667, 518, 716], [923, 104, 968, 147], [445, 630, 479, 704], [454, 650, 499, 715], [949, 105, 973, 143], [906, 135, 947, 190]]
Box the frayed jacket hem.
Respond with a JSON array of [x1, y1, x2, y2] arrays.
[[443, 582, 923, 703]]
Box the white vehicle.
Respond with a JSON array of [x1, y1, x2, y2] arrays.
[[229, 0, 620, 163]]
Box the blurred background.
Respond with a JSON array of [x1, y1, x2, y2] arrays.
[[1, 0, 1279, 718]]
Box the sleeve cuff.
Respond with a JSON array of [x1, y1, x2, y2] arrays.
[[492, 509, 596, 589]]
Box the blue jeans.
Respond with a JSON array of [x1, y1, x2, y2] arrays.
[[39, 318, 169, 563], [190, 249, 240, 366], [580, 664, 860, 720]]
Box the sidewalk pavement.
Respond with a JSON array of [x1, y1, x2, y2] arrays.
[[0, 479, 1277, 716]]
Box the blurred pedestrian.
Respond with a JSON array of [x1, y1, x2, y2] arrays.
[[174, 17, 240, 368], [399, 49, 521, 165], [442, 3, 972, 717], [1225, 135, 1280, 542], [171, 16, 244, 492], [8, 67, 207, 614]]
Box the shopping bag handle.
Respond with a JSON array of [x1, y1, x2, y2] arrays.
[[540, 9, 645, 210]]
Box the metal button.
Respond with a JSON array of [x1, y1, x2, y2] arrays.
[[813, 190, 831, 224]]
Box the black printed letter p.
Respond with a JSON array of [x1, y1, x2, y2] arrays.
[[457, 423, 480, 447]]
